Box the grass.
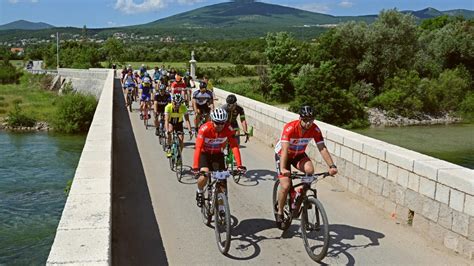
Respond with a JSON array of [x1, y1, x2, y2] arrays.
[[10, 60, 25, 69], [0, 72, 58, 123]]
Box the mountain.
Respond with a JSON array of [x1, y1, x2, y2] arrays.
[[0, 20, 54, 30], [0, 2, 472, 42], [401, 7, 474, 19]]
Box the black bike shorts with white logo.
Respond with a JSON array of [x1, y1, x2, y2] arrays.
[[199, 152, 225, 171]]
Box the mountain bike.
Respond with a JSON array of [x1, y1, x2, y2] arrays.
[[224, 126, 253, 183], [272, 172, 331, 262], [197, 168, 245, 254], [194, 110, 209, 137], [168, 131, 192, 181], [141, 101, 151, 130], [126, 86, 134, 112], [156, 113, 166, 150]]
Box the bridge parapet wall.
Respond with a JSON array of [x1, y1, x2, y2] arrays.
[[47, 70, 114, 265], [58, 68, 109, 99], [213, 88, 474, 259]]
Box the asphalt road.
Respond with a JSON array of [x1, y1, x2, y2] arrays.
[[112, 96, 470, 265]]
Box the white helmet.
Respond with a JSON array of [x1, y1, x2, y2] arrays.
[[210, 108, 228, 123], [142, 77, 151, 84]]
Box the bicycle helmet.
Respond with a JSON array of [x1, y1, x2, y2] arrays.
[[210, 108, 228, 123], [199, 82, 207, 89], [226, 94, 237, 104], [299, 105, 315, 118], [142, 77, 151, 86], [159, 84, 167, 90], [172, 94, 183, 104]]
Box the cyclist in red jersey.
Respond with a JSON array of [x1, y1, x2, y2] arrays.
[[193, 108, 246, 207], [171, 73, 186, 97], [274, 105, 338, 228]]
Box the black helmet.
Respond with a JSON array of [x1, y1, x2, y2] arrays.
[[226, 94, 237, 104], [199, 82, 207, 89], [299, 105, 314, 118]]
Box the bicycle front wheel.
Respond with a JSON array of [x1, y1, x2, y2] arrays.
[[214, 192, 231, 254], [300, 197, 330, 262]]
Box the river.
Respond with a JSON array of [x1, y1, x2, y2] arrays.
[[0, 132, 85, 265], [353, 123, 474, 169]]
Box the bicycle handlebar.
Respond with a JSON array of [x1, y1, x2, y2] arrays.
[[290, 172, 331, 180]]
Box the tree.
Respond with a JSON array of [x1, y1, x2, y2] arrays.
[[357, 9, 419, 91], [103, 37, 125, 67]]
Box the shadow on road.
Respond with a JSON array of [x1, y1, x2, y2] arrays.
[[226, 218, 279, 260], [235, 169, 277, 186], [281, 222, 384, 265], [112, 79, 168, 266]]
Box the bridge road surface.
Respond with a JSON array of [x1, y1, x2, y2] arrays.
[[112, 97, 470, 265]]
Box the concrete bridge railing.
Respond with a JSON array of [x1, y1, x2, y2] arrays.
[[213, 88, 474, 259], [57, 68, 110, 99], [47, 69, 114, 265]]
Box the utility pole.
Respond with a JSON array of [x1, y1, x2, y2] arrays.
[[56, 32, 59, 69]]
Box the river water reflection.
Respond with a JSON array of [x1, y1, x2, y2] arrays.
[[353, 123, 474, 169], [0, 131, 85, 265]]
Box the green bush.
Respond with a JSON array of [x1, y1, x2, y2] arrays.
[[6, 103, 36, 127], [53, 93, 97, 133], [459, 92, 474, 120], [0, 61, 23, 84]]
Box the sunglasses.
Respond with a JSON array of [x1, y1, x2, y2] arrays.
[[301, 118, 314, 123], [213, 121, 225, 126]]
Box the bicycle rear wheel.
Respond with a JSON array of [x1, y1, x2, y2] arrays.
[[301, 197, 330, 262], [272, 179, 292, 230], [127, 94, 133, 112], [214, 192, 231, 254]]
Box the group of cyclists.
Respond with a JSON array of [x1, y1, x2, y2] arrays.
[[120, 64, 338, 231]]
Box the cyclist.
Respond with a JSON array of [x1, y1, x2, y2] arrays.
[[139, 64, 147, 78], [274, 105, 338, 229], [192, 108, 246, 207], [168, 67, 177, 81], [183, 72, 195, 108], [192, 82, 214, 132], [222, 94, 248, 145], [170, 72, 186, 97], [154, 84, 171, 136], [139, 77, 153, 120], [153, 66, 161, 89], [122, 69, 137, 105], [164, 94, 193, 160]]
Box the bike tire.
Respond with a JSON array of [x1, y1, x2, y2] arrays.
[[272, 179, 292, 231], [168, 148, 175, 171], [175, 147, 183, 182], [300, 197, 330, 262], [201, 188, 212, 226], [214, 192, 231, 254], [127, 94, 133, 112]]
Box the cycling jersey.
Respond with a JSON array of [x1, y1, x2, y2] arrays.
[[171, 80, 186, 95], [193, 90, 213, 106], [274, 120, 324, 157], [222, 103, 245, 129], [164, 103, 188, 124], [140, 84, 152, 95], [154, 92, 171, 106], [193, 121, 242, 169], [123, 74, 135, 85], [153, 71, 161, 81]]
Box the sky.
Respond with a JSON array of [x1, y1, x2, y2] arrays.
[[0, 0, 473, 28]]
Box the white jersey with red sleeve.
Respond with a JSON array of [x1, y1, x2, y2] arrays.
[[274, 120, 324, 157]]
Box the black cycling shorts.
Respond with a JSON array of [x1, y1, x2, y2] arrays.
[[170, 121, 184, 133], [196, 104, 211, 115], [199, 152, 225, 171], [274, 152, 310, 174]]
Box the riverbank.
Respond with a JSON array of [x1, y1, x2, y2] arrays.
[[0, 118, 51, 131], [367, 108, 463, 127]]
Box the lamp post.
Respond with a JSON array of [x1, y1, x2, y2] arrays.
[[56, 32, 59, 69]]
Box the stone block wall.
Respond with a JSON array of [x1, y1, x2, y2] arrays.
[[213, 88, 474, 259]]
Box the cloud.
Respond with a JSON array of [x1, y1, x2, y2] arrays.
[[115, 0, 203, 14], [338, 1, 353, 8], [295, 3, 331, 14]]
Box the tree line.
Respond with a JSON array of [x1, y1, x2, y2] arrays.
[[2, 10, 473, 127]]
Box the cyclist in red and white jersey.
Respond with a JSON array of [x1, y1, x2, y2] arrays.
[[192, 108, 246, 207], [171, 73, 186, 97], [274, 105, 338, 228]]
